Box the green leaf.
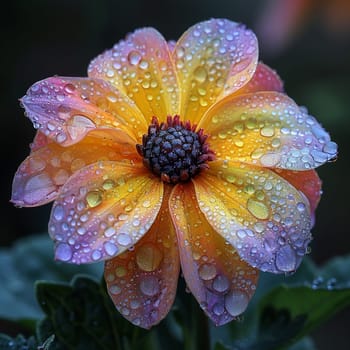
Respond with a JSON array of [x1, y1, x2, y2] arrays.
[[211, 255, 350, 350], [0, 234, 102, 321]]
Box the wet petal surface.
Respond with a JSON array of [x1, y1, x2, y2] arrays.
[[21, 77, 147, 146], [193, 160, 312, 273], [173, 19, 258, 124], [105, 190, 179, 329], [274, 169, 321, 226], [199, 92, 337, 169], [12, 132, 138, 207], [236, 62, 284, 94], [169, 183, 258, 325], [49, 161, 163, 264], [88, 28, 179, 119]]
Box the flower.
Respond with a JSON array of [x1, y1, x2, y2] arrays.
[[12, 19, 337, 329]]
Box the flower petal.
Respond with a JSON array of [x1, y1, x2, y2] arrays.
[[199, 92, 337, 170], [236, 62, 284, 94], [88, 28, 180, 119], [104, 189, 179, 329], [274, 169, 321, 226], [193, 160, 313, 273], [21, 76, 147, 146], [11, 132, 138, 207], [169, 183, 258, 325], [49, 161, 163, 264], [173, 19, 258, 124]]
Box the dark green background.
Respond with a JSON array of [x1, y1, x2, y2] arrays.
[[1, 0, 349, 348]]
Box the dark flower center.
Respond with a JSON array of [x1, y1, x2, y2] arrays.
[[136, 115, 215, 184]]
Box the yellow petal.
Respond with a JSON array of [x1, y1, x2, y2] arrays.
[[89, 28, 180, 120], [199, 92, 337, 170], [169, 183, 258, 325], [173, 19, 258, 124], [193, 160, 312, 273], [49, 161, 163, 264]]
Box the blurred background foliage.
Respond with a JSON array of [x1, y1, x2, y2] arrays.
[[1, 0, 349, 348]]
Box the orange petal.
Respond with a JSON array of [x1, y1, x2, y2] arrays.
[[235, 62, 284, 94], [173, 19, 258, 124], [199, 92, 337, 170], [169, 183, 258, 325], [104, 187, 180, 329], [49, 161, 163, 264], [11, 132, 139, 207], [21, 76, 147, 146], [193, 160, 313, 273], [88, 28, 180, 119], [273, 169, 322, 226]]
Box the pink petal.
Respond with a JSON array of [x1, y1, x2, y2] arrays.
[[11, 132, 138, 207], [21, 76, 146, 146]]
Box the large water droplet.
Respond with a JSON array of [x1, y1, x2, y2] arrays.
[[55, 243, 73, 262], [136, 243, 163, 272], [198, 263, 217, 281], [224, 289, 249, 316], [139, 276, 159, 296], [275, 244, 297, 272], [128, 50, 142, 66], [86, 190, 103, 208], [247, 199, 269, 220], [193, 66, 207, 83]]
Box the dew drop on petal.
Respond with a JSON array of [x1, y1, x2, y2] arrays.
[[139, 276, 159, 296], [136, 243, 163, 272], [247, 198, 269, 220], [104, 242, 119, 256], [86, 190, 103, 208], [224, 290, 249, 316], [198, 263, 217, 280], [275, 244, 297, 272], [117, 233, 133, 247], [55, 243, 73, 262], [212, 274, 230, 293]]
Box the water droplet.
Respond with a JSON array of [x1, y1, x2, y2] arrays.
[[139, 276, 159, 296], [275, 244, 297, 272], [260, 126, 274, 137], [117, 233, 133, 246], [198, 263, 217, 280], [115, 266, 127, 277], [247, 199, 269, 220], [109, 284, 121, 295], [128, 50, 142, 65], [102, 179, 115, 190], [53, 204, 65, 221], [224, 289, 249, 316], [297, 202, 306, 212], [64, 83, 75, 94], [86, 190, 103, 208], [212, 275, 230, 293], [136, 243, 163, 272], [92, 250, 102, 261], [193, 66, 207, 83], [55, 243, 73, 262], [104, 242, 118, 256]]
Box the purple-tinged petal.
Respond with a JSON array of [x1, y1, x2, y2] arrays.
[[105, 189, 179, 329], [193, 160, 313, 273], [49, 161, 163, 264], [199, 92, 337, 170], [21, 76, 146, 146], [169, 183, 258, 324]]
